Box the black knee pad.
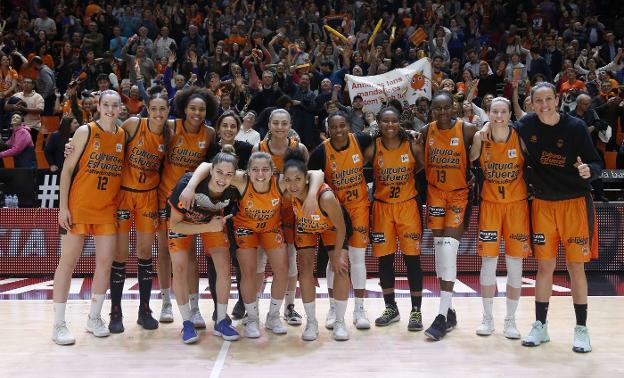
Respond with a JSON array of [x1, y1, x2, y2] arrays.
[[403, 254, 423, 292], [378, 254, 396, 290]]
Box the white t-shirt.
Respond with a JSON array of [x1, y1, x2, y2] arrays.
[[14, 91, 44, 130], [235, 128, 261, 146]]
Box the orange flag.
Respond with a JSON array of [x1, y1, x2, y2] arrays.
[[409, 28, 428, 46]]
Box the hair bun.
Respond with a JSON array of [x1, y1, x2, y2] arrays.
[[220, 144, 237, 156]]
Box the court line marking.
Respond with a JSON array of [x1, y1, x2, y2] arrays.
[[210, 320, 239, 378]]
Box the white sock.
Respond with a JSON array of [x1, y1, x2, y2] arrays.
[[178, 302, 191, 321], [54, 302, 67, 324], [284, 291, 295, 307], [329, 297, 336, 311], [216, 303, 227, 322], [438, 291, 452, 317], [354, 297, 364, 311], [269, 297, 283, 316], [506, 298, 519, 319], [303, 301, 316, 321], [161, 288, 171, 304], [89, 294, 105, 319], [189, 293, 199, 312], [244, 301, 259, 320], [334, 300, 348, 322], [482, 297, 494, 318], [256, 291, 262, 302]]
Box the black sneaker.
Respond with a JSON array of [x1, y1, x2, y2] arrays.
[[407, 309, 423, 331], [374, 305, 400, 327], [137, 304, 159, 330], [284, 304, 303, 326], [446, 308, 457, 332], [232, 299, 246, 320], [109, 305, 124, 334], [424, 314, 447, 341]]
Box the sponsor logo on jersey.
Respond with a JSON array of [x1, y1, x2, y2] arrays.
[[246, 200, 254, 209], [450, 137, 459, 146], [429, 138, 435, 146], [167, 231, 187, 239], [428, 206, 445, 217], [449, 205, 462, 214], [116, 143, 123, 152], [272, 198, 280, 206], [508, 148, 517, 158], [401, 154, 409, 163], [530, 135, 537, 144], [479, 230, 498, 242], [158, 144, 165, 152], [352, 154, 360, 163], [377, 157, 384, 167], [370, 232, 386, 244], [556, 138, 564, 149], [403, 232, 421, 241], [331, 161, 337, 171], [509, 233, 529, 242], [532, 233, 546, 245], [93, 141, 101, 151], [567, 236, 587, 246], [116, 209, 131, 220], [236, 227, 254, 237], [311, 214, 320, 221], [199, 140, 206, 149], [137, 138, 144, 147]]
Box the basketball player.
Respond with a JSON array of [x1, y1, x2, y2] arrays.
[[481, 82, 600, 353], [469, 97, 530, 339], [308, 112, 372, 330], [283, 149, 351, 341], [52, 90, 126, 345], [422, 91, 479, 341], [363, 107, 426, 332], [167, 146, 240, 343], [108, 92, 171, 333], [157, 88, 217, 327], [253, 109, 308, 326]]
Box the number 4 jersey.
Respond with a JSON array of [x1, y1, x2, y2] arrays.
[[69, 121, 126, 224]]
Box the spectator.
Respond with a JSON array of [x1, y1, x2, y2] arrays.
[[290, 73, 319, 149], [0, 112, 35, 168], [12, 78, 44, 141], [248, 71, 282, 115], [82, 22, 105, 58], [235, 111, 261, 146], [32, 56, 56, 115], [121, 35, 156, 84], [599, 32, 621, 65], [154, 27, 176, 62], [44, 116, 79, 173], [529, 47, 552, 82], [33, 9, 56, 40], [109, 26, 128, 60]]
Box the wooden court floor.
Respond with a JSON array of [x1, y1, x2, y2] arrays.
[[0, 296, 622, 377]]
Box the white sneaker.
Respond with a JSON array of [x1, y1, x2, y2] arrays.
[[243, 317, 261, 339], [522, 321, 550, 347], [86, 315, 110, 337], [572, 325, 592, 353], [503, 317, 521, 339], [353, 308, 371, 329], [325, 305, 336, 330], [191, 309, 206, 329], [52, 321, 75, 345], [265, 313, 287, 335], [476, 315, 495, 336], [159, 302, 174, 323], [333, 319, 350, 341], [302, 319, 319, 341]]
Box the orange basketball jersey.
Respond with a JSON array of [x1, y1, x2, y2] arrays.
[[372, 138, 418, 203], [234, 176, 283, 231], [259, 137, 299, 174], [425, 119, 469, 191], [159, 120, 211, 197], [479, 127, 527, 203], [323, 133, 369, 209], [121, 118, 166, 191], [292, 184, 334, 234], [69, 121, 126, 224]]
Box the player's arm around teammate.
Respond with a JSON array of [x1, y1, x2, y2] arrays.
[[282, 149, 350, 341], [469, 98, 530, 339], [53, 91, 126, 345]]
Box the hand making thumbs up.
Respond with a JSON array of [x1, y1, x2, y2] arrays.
[[574, 156, 591, 179]]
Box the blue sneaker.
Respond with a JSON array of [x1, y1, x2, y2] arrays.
[[182, 320, 199, 344], [213, 318, 240, 341]]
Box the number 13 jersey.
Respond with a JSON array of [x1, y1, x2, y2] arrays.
[[372, 138, 418, 203], [424, 119, 469, 191]]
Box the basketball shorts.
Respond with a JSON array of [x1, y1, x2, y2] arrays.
[[477, 199, 531, 258], [117, 189, 159, 233], [371, 198, 422, 257], [426, 185, 469, 230], [168, 230, 230, 254], [234, 226, 285, 251]]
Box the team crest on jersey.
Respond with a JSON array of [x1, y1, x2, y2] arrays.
[[485, 152, 491, 161], [116, 143, 123, 152], [137, 138, 144, 147], [158, 144, 165, 152], [352, 154, 360, 163], [450, 137, 459, 146], [272, 198, 280, 206], [556, 138, 564, 149], [429, 138, 435, 146], [508, 149, 517, 158], [311, 215, 320, 221], [331, 162, 337, 171], [530, 135, 538, 143], [246, 200, 254, 209], [377, 157, 384, 167], [93, 140, 101, 151], [176, 138, 184, 147], [401, 154, 409, 163], [199, 140, 206, 149]]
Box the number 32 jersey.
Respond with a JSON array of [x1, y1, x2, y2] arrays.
[[372, 138, 418, 204]]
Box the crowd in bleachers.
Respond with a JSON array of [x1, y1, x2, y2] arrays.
[[0, 0, 623, 197]]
